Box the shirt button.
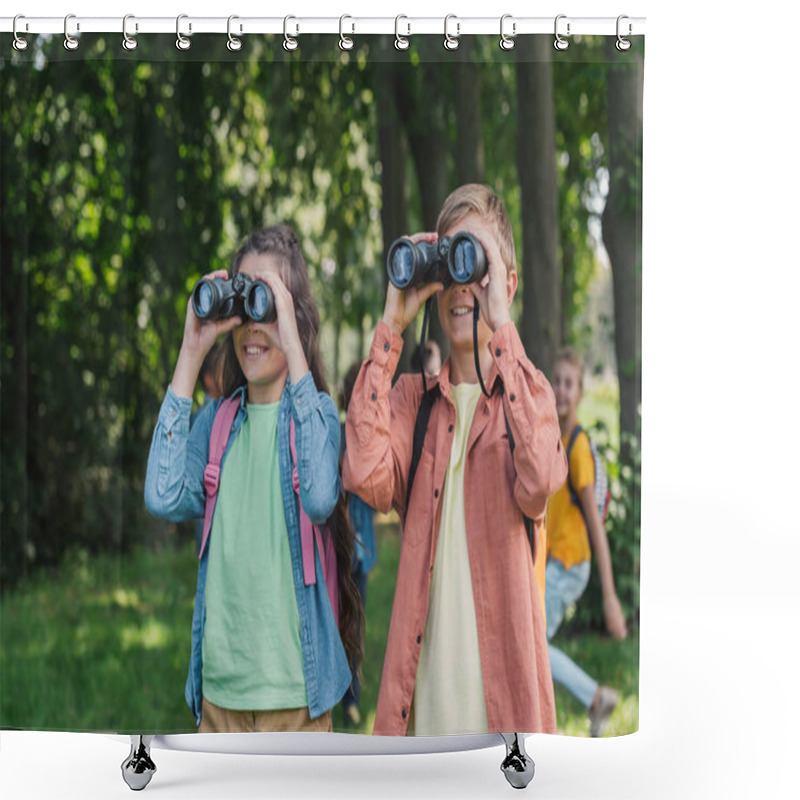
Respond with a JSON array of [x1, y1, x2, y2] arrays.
[[495, 348, 501, 357], [371, 392, 377, 401], [434, 489, 439, 498], [448, 424, 454, 433], [510, 393, 516, 402], [402, 709, 408, 719], [416, 635, 422, 644], [384, 341, 390, 352]]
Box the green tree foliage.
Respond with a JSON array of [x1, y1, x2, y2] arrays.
[[553, 40, 610, 353], [568, 424, 641, 632], [1, 34, 641, 612]]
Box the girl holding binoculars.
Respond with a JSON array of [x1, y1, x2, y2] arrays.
[[145, 224, 362, 733]]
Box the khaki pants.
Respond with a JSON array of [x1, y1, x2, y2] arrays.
[[198, 696, 333, 733]]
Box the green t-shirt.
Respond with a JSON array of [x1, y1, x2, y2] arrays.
[[202, 401, 307, 711]]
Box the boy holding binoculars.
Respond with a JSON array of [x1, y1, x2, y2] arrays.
[[343, 184, 567, 736]]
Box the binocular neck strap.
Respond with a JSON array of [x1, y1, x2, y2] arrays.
[[474, 301, 493, 398], [419, 296, 434, 394]]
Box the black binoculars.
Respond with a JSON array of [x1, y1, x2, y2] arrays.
[[386, 232, 488, 290], [191, 273, 276, 324]]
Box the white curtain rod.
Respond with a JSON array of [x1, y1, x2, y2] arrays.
[[1, 15, 646, 37]]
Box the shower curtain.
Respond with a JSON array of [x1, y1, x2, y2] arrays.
[[0, 22, 643, 741]]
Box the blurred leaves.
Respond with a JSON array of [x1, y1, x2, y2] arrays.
[[1, 35, 640, 598]]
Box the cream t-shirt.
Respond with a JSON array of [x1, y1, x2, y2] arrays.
[[411, 381, 488, 736]]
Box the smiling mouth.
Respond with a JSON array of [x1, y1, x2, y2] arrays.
[[450, 306, 473, 317], [244, 344, 269, 357]]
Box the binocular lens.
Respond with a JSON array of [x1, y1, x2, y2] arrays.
[[389, 243, 416, 289], [251, 284, 268, 319], [194, 282, 215, 317], [246, 282, 276, 323], [450, 238, 477, 283]]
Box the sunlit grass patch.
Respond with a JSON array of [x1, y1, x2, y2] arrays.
[[2, 521, 637, 737]]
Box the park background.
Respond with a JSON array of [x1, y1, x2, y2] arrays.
[[3, 2, 798, 800], [0, 17, 642, 738]]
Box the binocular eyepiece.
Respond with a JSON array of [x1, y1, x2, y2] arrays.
[[191, 273, 276, 325], [386, 232, 488, 290]]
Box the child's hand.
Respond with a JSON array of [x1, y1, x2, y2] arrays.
[[172, 270, 241, 399], [181, 269, 242, 358], [382, 233, 444, 335], [603, 593, 628, 640], [470, 233, 514, 332], [251, 270, 302, 358]]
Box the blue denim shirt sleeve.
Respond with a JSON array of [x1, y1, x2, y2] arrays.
[[144, 385, 217, 522], [289, 372, 341, 525]]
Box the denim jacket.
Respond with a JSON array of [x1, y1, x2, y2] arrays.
[[144, 372, 352, 724]]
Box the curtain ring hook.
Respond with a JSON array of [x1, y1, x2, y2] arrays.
[[616, 15, 632, 51], [499, 14, 516, 51], [64, 13, 80, 51], [12, 15, 29, 51], [553, 14, 570, 51], [122, 15, 138, 51], [394, 15, 410, 51], [227, 15, 243, 51], [283, 15, 299, 51], [176, 14, 191, 50], [444, 13, 460, 51], [339, 15, 355, 51]]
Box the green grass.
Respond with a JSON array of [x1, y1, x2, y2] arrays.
[[550, 629, 639, 736], [0, 541, 198, 733], [1, 521, 637, 737]]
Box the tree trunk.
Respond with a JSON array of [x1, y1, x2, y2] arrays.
[[394, 41, 451, 363], [602, 42, 643, 450], [454, 38, 485, 185], [375, 59, 412, 375], [516, 40, 561, 377], [560, 155, 581, 346]]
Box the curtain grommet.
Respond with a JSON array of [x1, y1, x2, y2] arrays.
[[12, 14, 29, 51], [444, 14, 460, 51], [122, 14, 138, 51], [64, 13, 80, 51], [227, 15, 243, 52], [394, 15, 410, 51], [499, 14, 516, 51], [176, 14, 192, 51], [554, 14, 570, 51], [339, 15, 355, 51], [283, 15, 299, 51], [616, 15, 632, 51]]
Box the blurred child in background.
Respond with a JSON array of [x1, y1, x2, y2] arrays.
[[547, 347, 628, 736]]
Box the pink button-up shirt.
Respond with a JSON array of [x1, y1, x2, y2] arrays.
[[343, 320, 567, 736]]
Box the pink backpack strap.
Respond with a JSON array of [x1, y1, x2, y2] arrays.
[[199, 396, 240, 559], [290, 416, 339, 624]]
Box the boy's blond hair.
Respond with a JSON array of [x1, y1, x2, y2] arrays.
[[436, 184, 517, 275], [555, 346, 585, 390]]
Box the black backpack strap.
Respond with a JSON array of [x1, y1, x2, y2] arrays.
[[406, 382, 537, 558], [565, 424, 584, 507], [405, 384, 440, 512], [500, 387, 536, 557], [565, 424, 591, 534]]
